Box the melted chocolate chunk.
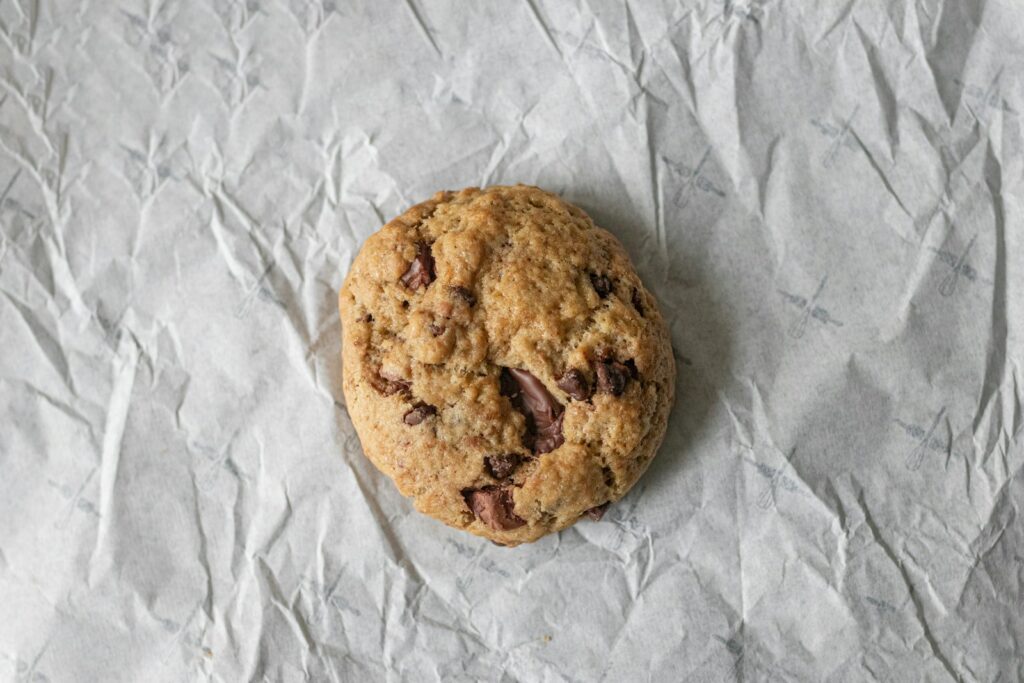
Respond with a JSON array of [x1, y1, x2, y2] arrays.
[[596, 360, 631, 396], [499, 368, 519, 397], [631, 288, 644, 315], [500, 368, 565, 454], [451, 286, 476, 306], [428, 322, 444, 337], [485, 453, 524, 479], [400, 242, 435, 290], [557, 369, 591, 401], [589, 272, 613, 298], [533, 412, 565, 454], [585, 502, 610, 521], [463, 486, 525, 530], [403, 402, 436, 425]]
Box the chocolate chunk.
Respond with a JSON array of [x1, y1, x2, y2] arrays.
[[557, 369, 591, 401], [373, 369, 411, 396], [533, 412, 565, 454], [500, 368, 565, 454], [624, 359, 639, 379], [585, 502, 610, 521], [359, 313, 373, 323], [378, 378, 411, 396], [451, 286, 476, 306], [403, 402, 436, 425], [463, 486, 525, 531], [602, 466, 615, 488], [485, 453, 524, 479], [400, 242, 435, 290], [499, 368, 519, 397], [429, 322, 444, 337], [631, 288, 644, 315], [590, 272, 612, 298], [596, 360, 630, 396]]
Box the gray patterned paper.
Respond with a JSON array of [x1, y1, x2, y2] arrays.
[[0, 1, 1021, 681]]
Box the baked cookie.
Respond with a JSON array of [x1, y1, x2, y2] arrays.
[[339, 185, 675, 546]]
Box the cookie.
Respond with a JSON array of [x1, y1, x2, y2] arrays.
[[339, 185, 675, 546]]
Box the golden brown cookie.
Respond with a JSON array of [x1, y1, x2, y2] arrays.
[[339, 185, 675, 546]]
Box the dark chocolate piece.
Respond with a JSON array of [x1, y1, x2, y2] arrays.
[[585, 502, 610, 521], [631, 288, 644, 315], [557, 369, 591, 401], [374, 369, 411, 396], [595, 360, 630, 396], [403, 402, 437, 425], [485, 453, 524, 479], [451, 286, 476, 306], [533, 412, 565, 454], [590, 272, 612, 298], [400, 242, 435, 290], [463, 486, 525, 530], [500, 367, 565, 454]]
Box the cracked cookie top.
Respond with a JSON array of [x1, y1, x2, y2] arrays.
[[339, 185, 675, 546]]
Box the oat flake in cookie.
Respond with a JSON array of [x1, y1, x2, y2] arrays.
[[339, 185, 675, 546]]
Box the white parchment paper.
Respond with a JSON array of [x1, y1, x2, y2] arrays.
[[1, 1, 1021, 680]]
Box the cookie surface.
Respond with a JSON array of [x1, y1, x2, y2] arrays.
[[339, 185, 675, 546]]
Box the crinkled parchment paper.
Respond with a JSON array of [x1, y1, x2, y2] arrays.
[[1, 1, 1021, 680]]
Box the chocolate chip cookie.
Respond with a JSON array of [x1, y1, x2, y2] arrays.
[[339, 185, 675, 546]]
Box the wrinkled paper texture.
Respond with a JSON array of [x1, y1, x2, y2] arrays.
[[1, 0, 1022, 680]]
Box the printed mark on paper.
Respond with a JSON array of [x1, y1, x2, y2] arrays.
[[449, 539, 512, 587], [895, 406, 964, 471], [235, 262, 285, 318], [715, 0, 768, 24], [714, 632, 744, 680], [300, 577, 364, 623], [929, 232, 992, 297], [864, 595, 899, 614], [663, 147, 726, 210], [778, 275, 844, 339], [953, 76, 1017, 122], [0, 649, 50, 683], [811, 105, 860, 168], [120, 9, 189, 94], [0, 167, 38, 226], [191, 440, 251, 492], [742, 448, 806, 510], [46, 472, 100, 528]]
